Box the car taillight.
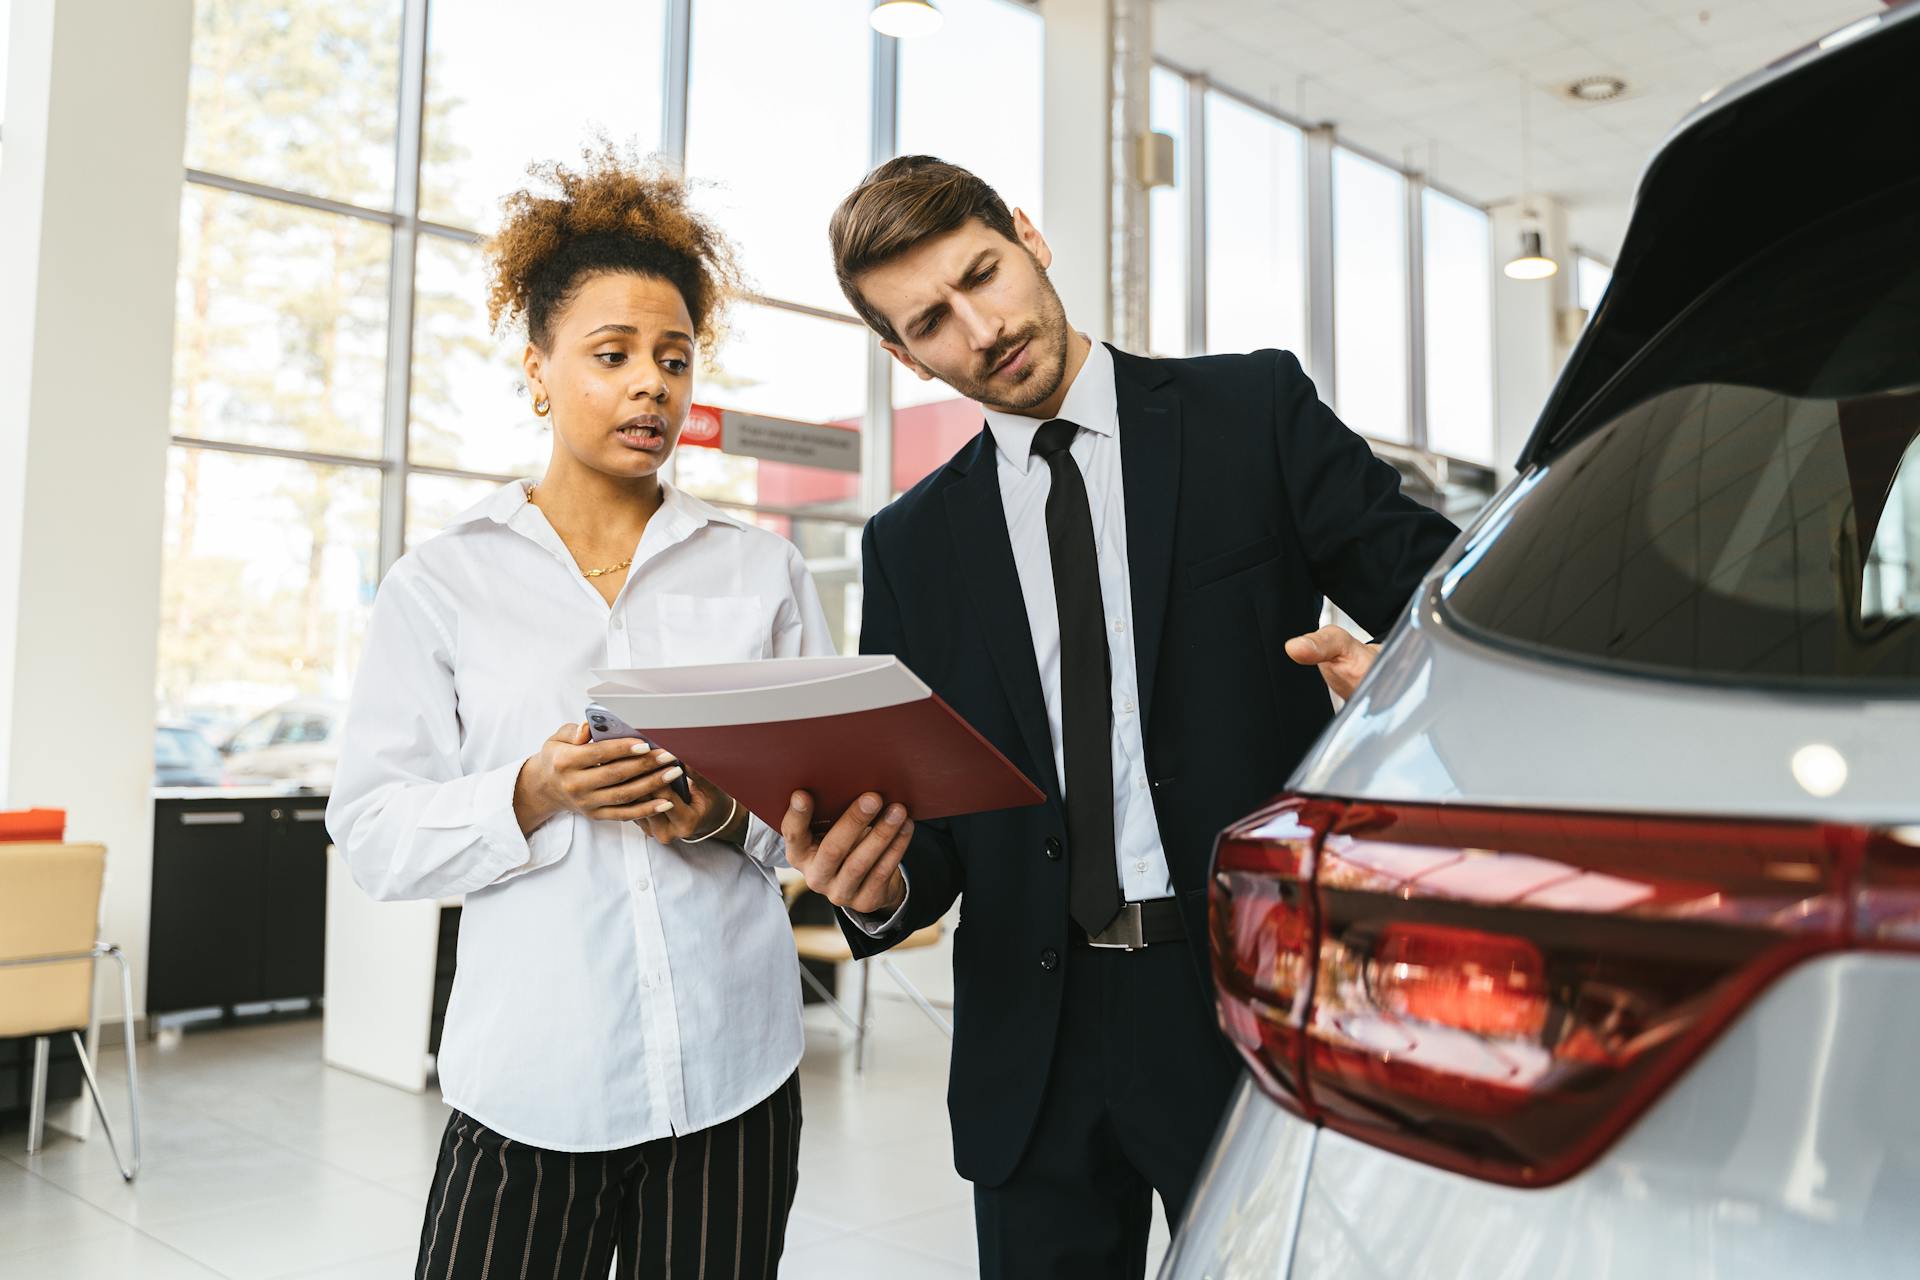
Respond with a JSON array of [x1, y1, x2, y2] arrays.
[[1209, 798, 1334, 1111], [1211, 796, 1915, 1187]]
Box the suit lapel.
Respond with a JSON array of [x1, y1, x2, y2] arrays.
[[943, 432, 1061, 805], [1112, 348, 1181, 741]]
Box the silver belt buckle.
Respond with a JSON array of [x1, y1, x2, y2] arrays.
[[1087, 902, 1146, 950]]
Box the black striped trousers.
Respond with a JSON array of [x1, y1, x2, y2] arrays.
[[414, 1073, 802, 1280]]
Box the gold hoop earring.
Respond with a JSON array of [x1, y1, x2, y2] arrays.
[[533, 396, 551, 417]]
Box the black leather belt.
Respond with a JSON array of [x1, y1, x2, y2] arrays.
[[1076, 898, 1185, 951]]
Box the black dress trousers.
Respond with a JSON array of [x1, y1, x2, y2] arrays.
[[414, 1072, 801, 1280]]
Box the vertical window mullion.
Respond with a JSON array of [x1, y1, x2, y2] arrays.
[[381, 0, 432, 575], [862, 28, 900, 517], [1184, 72, 1206, 357], [1406, 173, 1428, 453], [662, 0, 693, 168], [1304, 125, 1336, 400]]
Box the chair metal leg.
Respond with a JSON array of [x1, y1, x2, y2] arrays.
[[70, 1031, 139, 1181], [64, 946, 142, 1180], [26, 1036, 49, 1154], [798, 964, 862, 1034], [854, 959, 872, 1074], [879, 958, 954, 1038]]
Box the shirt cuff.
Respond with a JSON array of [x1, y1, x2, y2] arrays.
[[843, 867, 911, 937], [740, 812, 786, 869], [467, 759, 574, 886]]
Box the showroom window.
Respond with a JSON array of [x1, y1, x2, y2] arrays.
[[1202, 89, 1307, 361], [1146, 64, 1190, 358], [1154, 60, 1497, 510], [1422, 187, 1495, 465], [1576, 251, 1613, 316], [892, 0, 1046, 493], [157, 0, 1053, 770], [1332, 146, 1410, 444], [0, 0, 11, 159]]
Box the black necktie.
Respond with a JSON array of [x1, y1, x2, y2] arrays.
[[1031, 419, 1121, 936]]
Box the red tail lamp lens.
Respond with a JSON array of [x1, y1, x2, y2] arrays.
[[1368, 924, 1550, 1040], [1208, 795, 1884, 1187], [1210, 798, 1334, 1111]]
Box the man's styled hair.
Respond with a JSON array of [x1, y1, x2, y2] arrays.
[[828, 155, 1020, 345]]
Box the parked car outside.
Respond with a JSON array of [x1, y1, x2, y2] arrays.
[[154, 723, 228, 788], [218, 698, 344, 789], [1165, 8, 1920, 1278]]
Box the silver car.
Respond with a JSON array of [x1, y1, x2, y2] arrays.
[[1165, 7, 1920, 1278]]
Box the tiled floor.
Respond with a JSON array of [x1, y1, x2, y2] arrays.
[[0, 995, 1169, 1278]]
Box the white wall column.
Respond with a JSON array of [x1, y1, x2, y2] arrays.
[[1107, 0, 1152, 354], [1489, 196, 1572, 480], [1041, 0, 1115, 338], [0, 0, 194, 1024]]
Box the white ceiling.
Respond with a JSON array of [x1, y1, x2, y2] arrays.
[[1151, 0, 1876, 258]]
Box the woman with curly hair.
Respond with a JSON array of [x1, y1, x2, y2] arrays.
[[327, 149, 849, 1279]]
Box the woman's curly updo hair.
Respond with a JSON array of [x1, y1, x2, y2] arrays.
[[485, 144, 743, 353]]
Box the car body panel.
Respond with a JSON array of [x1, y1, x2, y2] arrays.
[[1295, 569, 1920, 825], [1165, 954, 1920, 1280]]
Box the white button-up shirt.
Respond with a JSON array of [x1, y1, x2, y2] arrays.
[[327, 479, 832, 1151], [981, 339, 1174, 903]]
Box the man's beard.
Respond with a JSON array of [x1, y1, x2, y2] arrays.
[[937, 267, 1073, 413]]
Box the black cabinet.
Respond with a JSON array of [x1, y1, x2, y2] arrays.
[[0, 1034, 80, 1118], [147, 793, 331, 1018]]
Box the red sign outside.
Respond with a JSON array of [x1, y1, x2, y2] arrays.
[[681, 403, 725, 449]]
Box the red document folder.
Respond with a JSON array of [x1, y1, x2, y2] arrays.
[[589, 657, 1046, 831]]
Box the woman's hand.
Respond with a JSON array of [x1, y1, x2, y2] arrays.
[[631, 763, 748, 847], [514, 723, 703, 832]]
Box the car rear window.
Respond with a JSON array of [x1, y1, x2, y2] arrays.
[[1443, 181, 1920, 688]]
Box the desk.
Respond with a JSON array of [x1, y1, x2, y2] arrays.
[[320, 848, 458, 1092]]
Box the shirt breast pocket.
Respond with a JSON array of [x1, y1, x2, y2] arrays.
[[649, 593, 771, 665]]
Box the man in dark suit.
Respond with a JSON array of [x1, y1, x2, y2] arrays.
[[778, 156, 1460, 1279]]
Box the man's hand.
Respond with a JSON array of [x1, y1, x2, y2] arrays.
[[781, 791, 912, 916], [1284, 624, 1380, 702]]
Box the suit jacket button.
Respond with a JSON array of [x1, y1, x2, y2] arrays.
[[1044, 836, 1063, 861], [1040, 948, 1059, 972]]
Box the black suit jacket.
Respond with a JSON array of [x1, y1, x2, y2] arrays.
[[843, 344, 1460, 1185]]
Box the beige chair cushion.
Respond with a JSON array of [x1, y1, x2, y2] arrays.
[[0, 842, 105, 1037]]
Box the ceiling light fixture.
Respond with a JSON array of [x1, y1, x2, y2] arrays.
[[871, 0, 943, 37], [1504, 78, 1560, 282], [1564, 75, 1628, 102], [1505, 229, 1558, 280]]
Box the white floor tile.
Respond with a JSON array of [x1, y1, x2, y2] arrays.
[[782, 1209, 848, 1252], [791, 1133, 973, 1234], [0, 1159, 127, 1257], [37, 1137, 397, 1231], [137, 1177, 423, 1280], [280, 1248, 418, 1279], [779, 1231, 976, 1279], [0, 1229, 227, 1278], [865, 1201, 979, 1268]]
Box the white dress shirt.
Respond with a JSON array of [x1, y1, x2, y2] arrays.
[[856, 339, 1174, 938], [327, 479, 833, 1151], [981, 339, 1174, 903]]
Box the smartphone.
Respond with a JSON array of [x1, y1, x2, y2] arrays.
[[585, 703, 692, 805]]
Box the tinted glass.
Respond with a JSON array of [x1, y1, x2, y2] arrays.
[[1444, 183, 1920, 686]]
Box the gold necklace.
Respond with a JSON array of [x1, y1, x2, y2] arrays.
[[526, 484, 633, 579]]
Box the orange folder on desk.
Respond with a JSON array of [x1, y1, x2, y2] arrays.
[[0, 809, 66, 842], [589, 657, 1046, 831]]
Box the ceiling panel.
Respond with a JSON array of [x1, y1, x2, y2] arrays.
[[1151, 0, 1882, 255]]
